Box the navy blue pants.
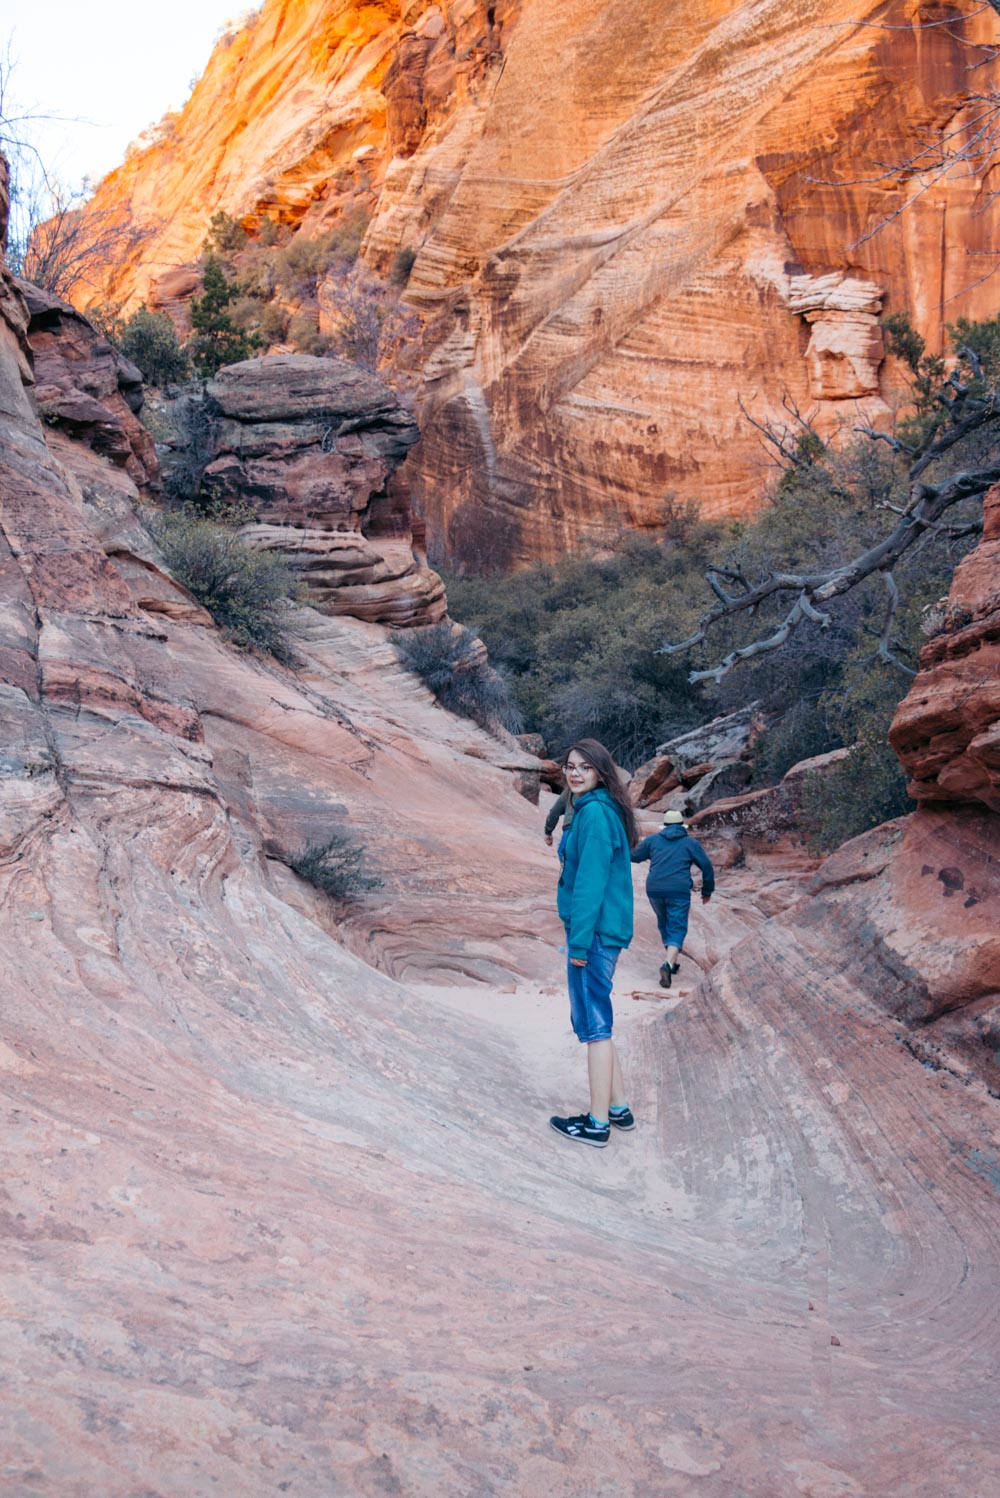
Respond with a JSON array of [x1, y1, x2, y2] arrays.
[[647, 890, 692, 949]]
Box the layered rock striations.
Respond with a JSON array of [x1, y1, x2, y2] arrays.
[[81, 0, 1000, 562], [167, 352, 447, 624], [890, 482, 1000, 813], [20, 280, 158, 496]]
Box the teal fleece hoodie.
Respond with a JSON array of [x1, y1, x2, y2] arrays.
[[557, 787, 634, 961]]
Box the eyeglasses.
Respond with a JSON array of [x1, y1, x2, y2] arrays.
[[565, 762, 595, 775]]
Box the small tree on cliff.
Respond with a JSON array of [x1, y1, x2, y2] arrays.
[[322, 260, 419, 373], [187, 255, 262, 376]]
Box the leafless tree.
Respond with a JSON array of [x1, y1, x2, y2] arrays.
[[10, 178, 157, 300], [321, 259, 419, 374], [0, 44, 155, 299], [661, 329, 998, 683]]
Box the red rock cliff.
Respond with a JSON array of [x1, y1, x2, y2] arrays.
[[83, 0, 1000, 564]]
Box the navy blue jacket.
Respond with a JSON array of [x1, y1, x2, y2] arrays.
[[630, 824, 715, 897]]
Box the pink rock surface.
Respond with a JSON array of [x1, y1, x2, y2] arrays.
[[1, 252, 999, 1494]]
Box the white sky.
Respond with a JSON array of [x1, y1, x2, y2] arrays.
[[0, 1, 259, 190]]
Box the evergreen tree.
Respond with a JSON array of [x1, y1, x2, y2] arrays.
[[188, 255, 262, 376]]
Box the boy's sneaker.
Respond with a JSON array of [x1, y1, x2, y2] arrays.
[[549, 1113, 610, 1148], [658, 961, 672, 989], [609, 1107, 635, 1131]]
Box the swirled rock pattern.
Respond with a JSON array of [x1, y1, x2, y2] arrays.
[[2, 226, 1000, 1493]]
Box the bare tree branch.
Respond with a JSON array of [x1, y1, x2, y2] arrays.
[[876, 570, 916, 676], [11, 183, 157, 299], [659, 387, 1000, 682]]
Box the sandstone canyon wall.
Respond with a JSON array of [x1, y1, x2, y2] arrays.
[[81, 0, 1000, 564], [4, 151, 1000, 1492]]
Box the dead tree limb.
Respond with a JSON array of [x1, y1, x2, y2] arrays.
[[660, 433, 1000, 683]]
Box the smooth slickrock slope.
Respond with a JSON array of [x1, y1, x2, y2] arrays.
[[81, 0, 1000, 561], [3, 171, 1000, 1491]]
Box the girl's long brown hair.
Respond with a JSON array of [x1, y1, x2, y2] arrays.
[[563, 738, 638, 848]]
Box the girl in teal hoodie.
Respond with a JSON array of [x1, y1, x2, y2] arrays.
[[550, 739, 639, 1149]]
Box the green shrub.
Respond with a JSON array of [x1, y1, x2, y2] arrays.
[[751, 699, 838, 786], [392, 623, 523, 735], [228, 294, 290, 347], [801, 735, 911, 851], [88, 300, 125, 343], [149, 508, 302, 662], [287, 830, 383, 898], [323, 260, 418, 372], [203, 209, 247, 258], [445, 523, 722, 765], [271, 230, 344, 299], [188, 256, 264, 375], [118, 306, 190, 386], [287, 310, 333, 355], [794, 650, 914, 848]]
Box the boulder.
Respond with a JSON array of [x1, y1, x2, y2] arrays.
[[679, 760, 715, 789], [203, 354, 420, 528], [516, 732, 547, 758], [656, 705, 762, 774], [690, 747, 852, 857], [19, 280, 158, 495], [162, 355, 448, 628], [629, 753, 678, 806], [682, 759, 752, 815]]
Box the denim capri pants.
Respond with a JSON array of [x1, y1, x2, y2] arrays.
[[567, 933, 620, 1043], [648, 891, 692, 949]]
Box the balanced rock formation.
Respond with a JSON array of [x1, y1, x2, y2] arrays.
[[79, 0, 1000, 563], [163, 353, 447, 626]]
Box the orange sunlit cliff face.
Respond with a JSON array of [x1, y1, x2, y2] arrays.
[[82, 0, 1000, 566]]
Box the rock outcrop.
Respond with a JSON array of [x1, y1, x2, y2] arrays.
[[630, 705, 764, 815], [890, 482, 1000, 812], [19, 280, 158, 496], [78, 0, 1000, 562], [161, 353, 447, 625]]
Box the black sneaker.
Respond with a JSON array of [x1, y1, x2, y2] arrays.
[[658, 962, 672, 989], [609, 1107, 635, 1131], [549, 1113, 610, 1148]]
